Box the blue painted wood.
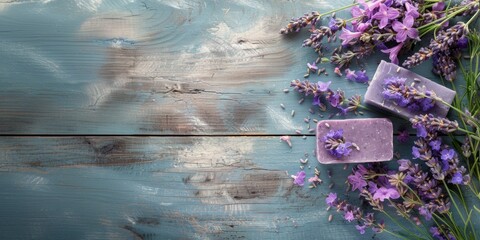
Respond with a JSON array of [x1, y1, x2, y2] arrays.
[[0, 136, 417, 239], [0, 1, 475, 240], [0, 0, 450, 134]]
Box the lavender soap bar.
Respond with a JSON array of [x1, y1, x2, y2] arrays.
[[316, 118, 393, 164], [364, 60, 455, 119]]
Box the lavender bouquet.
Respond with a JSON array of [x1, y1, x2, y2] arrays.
[[282, 0, 480, 239]]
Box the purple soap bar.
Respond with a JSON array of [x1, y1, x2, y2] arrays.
[[316, 118, 393, 164], [364, 60, 455, 119]]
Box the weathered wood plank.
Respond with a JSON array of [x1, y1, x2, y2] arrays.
[[0, 0, 450, 134], [0, 136, 412, 239]]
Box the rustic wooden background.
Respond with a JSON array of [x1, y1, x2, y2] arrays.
[[0, 0, 463, 239]]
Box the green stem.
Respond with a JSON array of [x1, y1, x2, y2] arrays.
[[316, 2, 363, 19], [387, 199, 433, 239], [380, 210, 425, 239], [466, 10, 480, 26], [383, 228, 412, 240], [442, 180, 466, 224], [433, 97, 480, 129]]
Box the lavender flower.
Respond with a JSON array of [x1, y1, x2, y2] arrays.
[[344, 211, 355, 222], [383, 77, 436, 112], [328, 17, 343, 31], [372, 3, 399, 29], [410, 114, 470, 186], [339, 28, 362, 45], [290, 79, 330, 98], [322, 129, 355, 158], [440, 149, 456, 161], [461, 0, 480, 16], [430, 227, 442, 239], [326, 192, 337, 206], [348, 171, 367, 191], [372, 187, 400, 201], [432, 51, 457, 81], [449, 172, 463, 184], [356, 225, 367, 234], [292, 171, 306, 186], [326, 90, 345, 108], [381, 43, 403, 64], [392, 15, 419, 42], [307, 61, 318, 72], [345, 95, 362, 113], [345, 69, 369, 83], [395, 159, 452, 219], [419, 206, 432, 221], [430, 23, 467, 53], [317, 81, 331, 91], [429, 139, 441, 151], [405, 2, 420, 18], [410, 114, 459, 134], [403, 22, 467, 72], [280, 11, 320, 34]]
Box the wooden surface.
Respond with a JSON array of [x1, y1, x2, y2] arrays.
[[0, 0, 464, 239]]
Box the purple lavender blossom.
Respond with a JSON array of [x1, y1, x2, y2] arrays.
[[372, 187, 400, 201], [410, 114, 459, 134], [345, 69, 369, 83], [350, 6, 365, 18], [357, 21, 372, 32], [392, 15, 419, 42], [368, 181, 378, 194], [440, 149, 456, 161], [322, 129, 354, 158], [415, 125, 428, 138], [372, 3, 399, 29], [449, 172, 463, 184], [307, 62, 318, 72], [432, 2, 447, 27], [381, 43, 403, 64], [339, 28, 362, 45], [383, 76, 436, 113], [397, 159, 411, 171], [430, 227, 442, 238], [326, 192, 337, 206], [291, 171, 306, 186], [344, 211, 355, 222], [359, 0, 382, 12], [419, 206, 432, 220], [317, 81, 331, 92], [429, 139, 441, 151], [412, 146, 421, 159], [280, 11, 320, 34], [405, 2, 420, 18], [328, 18, 341, 31], [457, 37, 468, 49], [326, 90, 344, 108], [356, 225, 367, 234], [348, 171, 367, 191]]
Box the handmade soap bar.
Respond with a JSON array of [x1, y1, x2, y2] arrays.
[[316, 118, 393, 164], [364, 60, 455, 119]]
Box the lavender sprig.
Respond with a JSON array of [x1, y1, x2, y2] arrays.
[[322, 129, 356, 158], [382, 76, 436, 113], [290, 79, 364, 115], [403, 22, 469, 81]]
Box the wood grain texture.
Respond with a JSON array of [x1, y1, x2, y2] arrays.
[[0, 136, 413, 239], [0, 0, 449, 134], [0, 1, 471, 240]]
